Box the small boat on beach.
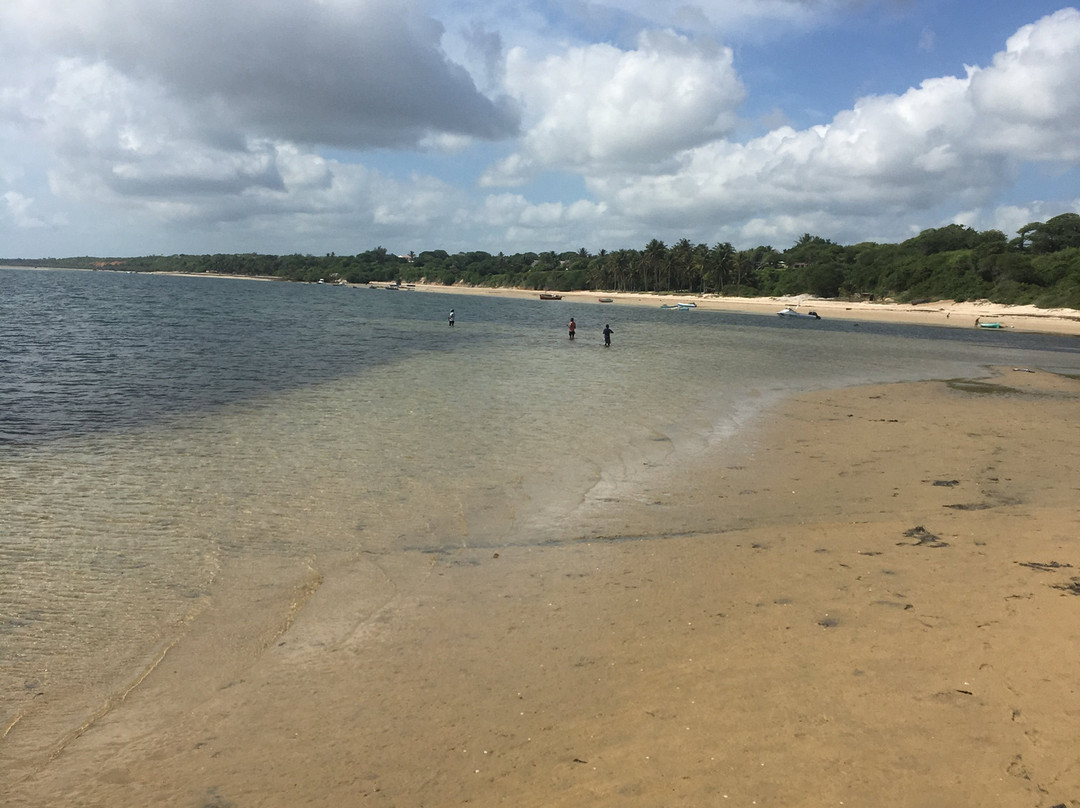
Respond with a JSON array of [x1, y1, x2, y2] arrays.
[[598, 297, 614, 303], [777, 307, 821, 320], [539, 293, 562, 300], [975, 318, 1005, 329]]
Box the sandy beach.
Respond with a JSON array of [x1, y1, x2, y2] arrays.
[[4, 362, 1079, 807], [406, 283, 1080, 337]]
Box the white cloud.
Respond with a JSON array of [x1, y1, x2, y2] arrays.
[[561, 8, 1080, 247], [32, 59, 286, 205], [1, 0, 518, 150], [968, 8, 1080, 161], [3, 1, 1080, 256], [484, 30, 744, 185], [3, 191, 46, 229], [0, 0, 520, 252], [476, 193, 612, 250]]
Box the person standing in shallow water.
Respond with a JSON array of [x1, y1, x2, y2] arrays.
[[568, 317, 576, 340], [603, 323, 613, 347], [448, 309, 455, 327]]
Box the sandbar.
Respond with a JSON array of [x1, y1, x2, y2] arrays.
[[4, 368, 1079, 807]]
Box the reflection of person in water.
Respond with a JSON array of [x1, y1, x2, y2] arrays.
[[568, 317, 576, 340], [603, 324, 613, 347]]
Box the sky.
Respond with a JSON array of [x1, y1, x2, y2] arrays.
[[2, 0, 1079, 258]]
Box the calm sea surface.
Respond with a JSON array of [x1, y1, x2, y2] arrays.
[[2, 266, 1079, 764]]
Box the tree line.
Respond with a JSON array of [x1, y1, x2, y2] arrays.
[[7, 212, 1080, 308]]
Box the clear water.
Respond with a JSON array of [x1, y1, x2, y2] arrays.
[[2, 266, 1078, 766]]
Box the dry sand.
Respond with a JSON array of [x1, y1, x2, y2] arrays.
[[4, 368, 1080, 807], [406, 283, 1080, 337]]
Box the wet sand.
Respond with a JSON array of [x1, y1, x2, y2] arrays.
[[4, 368, 1080, 807]]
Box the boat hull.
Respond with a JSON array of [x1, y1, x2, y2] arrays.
[[777, 307, 820, 320]]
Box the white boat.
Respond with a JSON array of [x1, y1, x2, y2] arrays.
[[777, 307, 820, 320]]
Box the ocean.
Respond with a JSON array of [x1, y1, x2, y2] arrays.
[[2, 266, 1079, 771]]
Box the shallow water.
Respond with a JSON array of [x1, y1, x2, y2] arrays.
[[2, 267, 1078, 766]]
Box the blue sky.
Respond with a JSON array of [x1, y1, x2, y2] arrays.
[[1, 0, 1078, 258]]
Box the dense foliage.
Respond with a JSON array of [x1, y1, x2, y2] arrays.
[[7, 213, 1080, 308]]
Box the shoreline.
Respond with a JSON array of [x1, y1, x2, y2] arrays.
[[0, 265, 285, 282], [407, 282, 1080, 336], [6, 367, 1080, 805], [6, 265, 1078, 335]]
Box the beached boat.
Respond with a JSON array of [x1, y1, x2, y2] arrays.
[[539, 293, 562, 300], [777, 307, 821, 320], [598, 297, 614, 303], [977, 321, 1005, 329]]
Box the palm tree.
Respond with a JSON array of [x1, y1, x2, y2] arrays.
[[691, 242, 710, 293], [612, 249, 632, 291], [642, 239, 667, 292], [670, 238, 693, 291], [710, 242, 735, 294]]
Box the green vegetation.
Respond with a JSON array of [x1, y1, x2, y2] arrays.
[[7, 213, 1080, 308]]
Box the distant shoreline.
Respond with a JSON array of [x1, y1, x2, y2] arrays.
[[408, 282, 1080, 337], [0, 265, 284, 282], [6, 264, 1078, 336]]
